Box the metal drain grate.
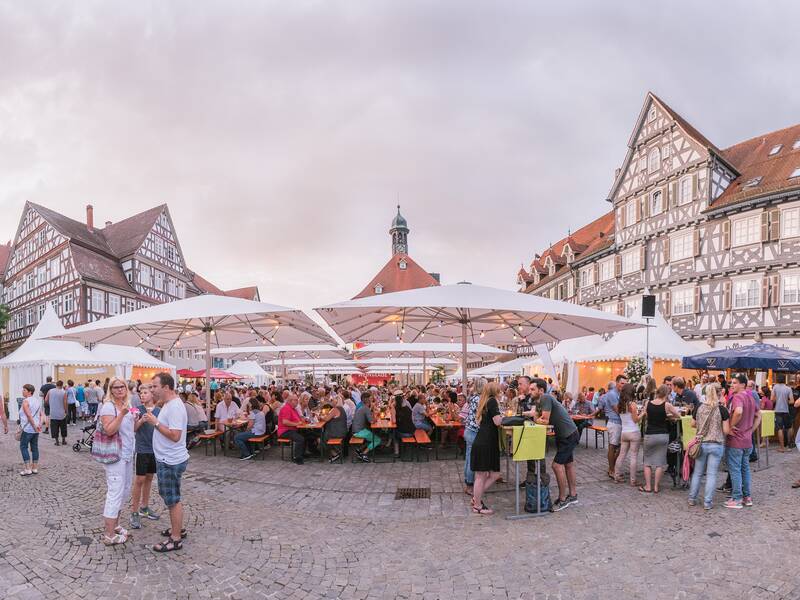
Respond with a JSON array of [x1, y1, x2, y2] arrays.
[[395, 487, 431, 500]]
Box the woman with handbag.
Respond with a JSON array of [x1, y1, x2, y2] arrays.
[[688, 383, 730, 510], [97, 377, 136, 546], [18, 384, 42, 476], [640, 384, 681, 493]]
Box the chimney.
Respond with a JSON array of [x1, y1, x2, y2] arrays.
[[86, 205, 94, 230], [105, 221, 112, 227]]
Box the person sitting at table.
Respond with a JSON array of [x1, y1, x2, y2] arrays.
[[412, 394, 433, 434], [233, 397, 268, 460], [341, 390, 356, 430], [298, 392, 313, 420], [214, 392, 239, 431], [319, 399, 349, 463], [278, 393, 308, 465], [350, 391, 383, 461], [570, 391, 598, 439], [393, 392, 416, 459]]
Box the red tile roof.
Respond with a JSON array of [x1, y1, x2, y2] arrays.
[[0, 241, 11, 283], [70, 244, 137, 294], [354, 254, 440, 299], [190, 272, 226, 295], [224, 286, 260, 301], [102, 205, 166, 257], [709, 123, 800, 211]]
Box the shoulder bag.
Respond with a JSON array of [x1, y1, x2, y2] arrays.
[[91, 404, 122, 464], [15, 404, 41, 441]]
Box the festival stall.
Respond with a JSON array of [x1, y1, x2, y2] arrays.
[[226, 360, 274, 386]]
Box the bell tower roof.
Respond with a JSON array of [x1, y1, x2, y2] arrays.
[[390, 204, 408, 231]]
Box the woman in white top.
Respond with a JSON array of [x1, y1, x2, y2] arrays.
[[614, 383, 644, 485], [98, 376, 136, 546], [19, 384, 43, 476]]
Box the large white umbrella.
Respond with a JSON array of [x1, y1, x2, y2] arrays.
[[316, 283, 644, 388], [209, 344, 349, 380], [46, 294, 335, 416]]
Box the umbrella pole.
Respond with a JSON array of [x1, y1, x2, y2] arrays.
[[461, 320, 468, 396], [281, 352, 287, 385], [422, 351, 427, 386], [204, 327, 212, 421]]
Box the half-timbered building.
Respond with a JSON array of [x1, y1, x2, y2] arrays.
[[0, 202, 258, 356], [519, 92, 800, 348]]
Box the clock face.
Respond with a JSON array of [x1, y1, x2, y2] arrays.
[[397, 244, 406, 253]]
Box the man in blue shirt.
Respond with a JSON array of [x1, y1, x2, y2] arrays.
[[601, 374, 627, 478]]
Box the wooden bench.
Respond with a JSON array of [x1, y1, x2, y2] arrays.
[[247, 434, 271, 460], [278, 437, 292, 461], [587, 425, 608, 449], [400, 436, 417, 462], [196, 430, 223, 456], [414, 429, 431, 462], [349, 437, 367, 463], [325, 438, 344, 464]]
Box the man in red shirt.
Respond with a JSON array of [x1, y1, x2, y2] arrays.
[[724, 374, 761, 509], [278, 393, 307, 465]]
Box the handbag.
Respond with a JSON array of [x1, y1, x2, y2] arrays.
[[686, 404, 715, 459], [501, 416, 526, 427], [91, 404, 122, 464], [15, 404, 41, 441]]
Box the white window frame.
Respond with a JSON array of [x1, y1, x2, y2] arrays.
[[374, 284, 383, 294], [49, 257, 60, 279], [625, 201, 636, 228], [679, 176, 692, 205], [601, 302, 617, 314], [670, 231, 693, 262], [139, 264, 151, 286], [63, 291, 74, 313], [36, 265, 46, 286], [108, 294, 120, 315], [782, 207, 800, 239], [650, 189, 663, 215], [769, 144, 782, 156], [579, 266, 593, 288], [621, 249, 640, 275], [732, 278, 760, 310], [91, 289, 105, 313], [671, 287, 694, 316], [167, 244, 176, 262], [648, 148, 661, 173], [154, 269, 164, 291], [398, 259, 407, 270], [782, 273, 800, 305], [154, 236, 164, 256], [624, 297, 641, 319], [599, 258, 614, 282], [731, 214, 761, 247]]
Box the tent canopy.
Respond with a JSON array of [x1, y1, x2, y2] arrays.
[[682, 342, 800, 371], [226, 360, 273, 384], [209, 344, 347, 360], [353, 342, 510, 358], [91, 344, 173, 370]]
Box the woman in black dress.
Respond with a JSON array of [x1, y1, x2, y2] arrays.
[[469, 381, 504, 515]]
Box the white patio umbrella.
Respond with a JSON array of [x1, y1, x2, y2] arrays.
[[46, 295, 336, 417], [316, 283, 644, 388], [209, 344, 349, 380]]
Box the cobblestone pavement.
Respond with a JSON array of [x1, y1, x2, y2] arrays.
[[2, 424, 799, 600]]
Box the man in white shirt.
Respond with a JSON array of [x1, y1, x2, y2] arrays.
[[214, 392, 239, 432], [694, 374, 708, 400], [142, 372, 189, 553]]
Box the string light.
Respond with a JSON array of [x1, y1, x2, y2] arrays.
[[480, 331, 485, 338]]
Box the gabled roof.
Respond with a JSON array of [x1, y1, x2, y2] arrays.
[[651, 93, 724, 157], [354, 253, 440, 299], [102, 205, 165, 258], [70, 244, 136, 294], [708, 123, 800, 212], [190, 272, 225, 295], [0, 241, 11, 283], [224, 286, 260, 301], [28, 202, 115, 256]]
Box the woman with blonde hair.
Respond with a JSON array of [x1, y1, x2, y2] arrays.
[[640, 384, 681, 493], [98, 376, 136, 545], [469, 381, 504, 515], [688, 383, 730, 510]]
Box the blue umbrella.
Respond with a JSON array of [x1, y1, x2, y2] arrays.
[[682, 342, 800, 371]]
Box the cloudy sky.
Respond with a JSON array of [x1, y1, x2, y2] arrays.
[[1, 1, 798, 310]]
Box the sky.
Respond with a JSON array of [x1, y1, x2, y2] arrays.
[[1, 1, 799, 312]]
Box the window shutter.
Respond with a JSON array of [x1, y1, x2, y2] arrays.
[[643, 195, 651, 218], [722, 220, 731, 250], [770, 209, 781, 240], [617, 300, 625, 316], [635, 198, 642, 222], [593, 263, 599, 284], [640, 245, 646, 271], [661, 186, 668, 211], [693, 229, 701, 257], [670, 181, 678, 209], [692, 173, 698, 201], [761, 277, 770, 308], [694, 286, 701, 314], [662, 236, 670, 264], [663, 290, 671, 317], [761, 212, 770, 242], [723, 281, 732, 311], [771, 274, 780, 306], [614, 254, 622, 278]]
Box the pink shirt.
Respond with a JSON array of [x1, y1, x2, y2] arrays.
[[726, 391, 758, 450], [278, 403, 302, 436]]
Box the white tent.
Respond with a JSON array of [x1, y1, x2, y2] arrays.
[[91, 344, 175, 379], [469, 356, 543, 378], [227, 360, 274, 386]]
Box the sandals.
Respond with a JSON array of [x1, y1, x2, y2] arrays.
[[152, 539, 183, 552], [102, 533, 127, 546], [471, 500, 494, 515], [160, 527, 188, 539], [792, 481, 800, 489], [114, 526, 128, 537], [638, 485, 652, 493]]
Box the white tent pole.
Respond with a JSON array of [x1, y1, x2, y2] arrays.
[[422, 351, 427, 386], [204, 326, 212, 421], [281, 352, 287, 383], [461, 320, 468, 395]]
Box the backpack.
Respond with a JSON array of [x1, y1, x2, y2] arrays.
[[524, 477, 552, 513]]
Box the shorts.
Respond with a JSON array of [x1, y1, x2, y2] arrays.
[[554, 431, 580, 465], [606, 422, 622, 446], [156, 460, 188, 508], [135, 453, 157, 476], [776, 412, 792, 430]]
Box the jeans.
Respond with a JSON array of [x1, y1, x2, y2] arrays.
[[463, 428, 478, 485], [354, 429, 382, 451], [726, 446, 752, 502], [88, 403, 98, 417], [67, 404, 77, 424], [20, 431, 39, 463], [688, 442, 724, 506], [234, 430, 256, 458]]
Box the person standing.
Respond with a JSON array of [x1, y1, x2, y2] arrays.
[[469, 381, 504, 515], [98, 377, 136, 546], [45, 380, 68, 446], [462, 379, 485, 496], [772, 374, 793, 452], [600, 376, 625, 479], [725, 374, 761, 509], [40, 376, 56, 434], [19, 384, 43, 476], [142, 373, 189, 552], [75, 381, 86, 421], [688, 383, 730, 510], [129, 384, 161, 529], [66, 380, 78, 425], [640, 385, 681, 494], [614, 384, 643, 486], [86, 380, 102, 418]]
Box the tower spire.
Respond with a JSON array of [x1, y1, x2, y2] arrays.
[[390, 205, 409, 255]]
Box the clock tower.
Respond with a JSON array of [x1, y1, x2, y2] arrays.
[[390, 204, 409, 255]]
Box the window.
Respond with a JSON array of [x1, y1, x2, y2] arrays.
[[36, 265, 46, 286], [624, 297, 641, 318], [154, 236, 164, 256], [26, 307, 35, 326], [601, 303, 617, 314], [35, 229, 46, 248], [37, 303, 46, 320], [743, 176, 763, 188], [769, 144, 782, 156], [108, 294, 120, 315], [580, 267, 594, 288], [625, 201, 636, 227], [63, 291, 74, 313], [599, 258, 614, 282], [650, 189, 663, 215], [679, 176, 692, 204], [91, 289, 105, 313], [374, 284, 383, 294], [638, 157, 647, 172], [790, 167, 800, 179], [621, 249, 640, 274], [672, 288, 693, 316], [783, 274, 800, 305], [154, 269, 164, 291], [782, 208, 800, 238], [732, 215, 760, 246], [177, 282, 185, 298], [168, 277, 177, 296], [125, 298, 135, 312], [648, 148, 661, 173], [732, 279, 759, 309], [398, 259, 407, 270], [49, 257, 60, 279], [167, 244, 176, 262], [139, 264, 151, 286], [794, 139, 800, 150], [670, 232, 693, 261], [648, 107, 656, 122]]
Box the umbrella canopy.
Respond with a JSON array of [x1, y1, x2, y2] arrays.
[[681, 342, 800, 371], [264, 358, 358, 366], [356, 356, 456, 366], [178, 367, 242, 380], [469, 356, 541, 377], [317, 283, 643, 385], [352, 342, 510, 357], [208, 344, 347, 360]]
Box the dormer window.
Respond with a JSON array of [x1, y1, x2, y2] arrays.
[[769, 144, 783, 156], [793, 139, 800, 150], [374, 284, 383, 294], [743, 176, 763, 188], [789, 167, 800, 179], [398, 259, 407, 270]]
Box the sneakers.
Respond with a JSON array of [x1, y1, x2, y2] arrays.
[[703, 504, 712, 510], [356, 451, 371, 463], [743, 496, 753, 507], [19, 469, 32, 476], [688, 499, 697, 507], [328, 452, 341, 463], [724, 499, 742, 509], [239, 454, 254, 461], [139, 506, 160, 520], [565, 494, 578, 507], [129, 512, 142, 529], [551, 499, 569, 512]]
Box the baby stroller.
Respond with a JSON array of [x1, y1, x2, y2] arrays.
[[73, 420, 96, 452]]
